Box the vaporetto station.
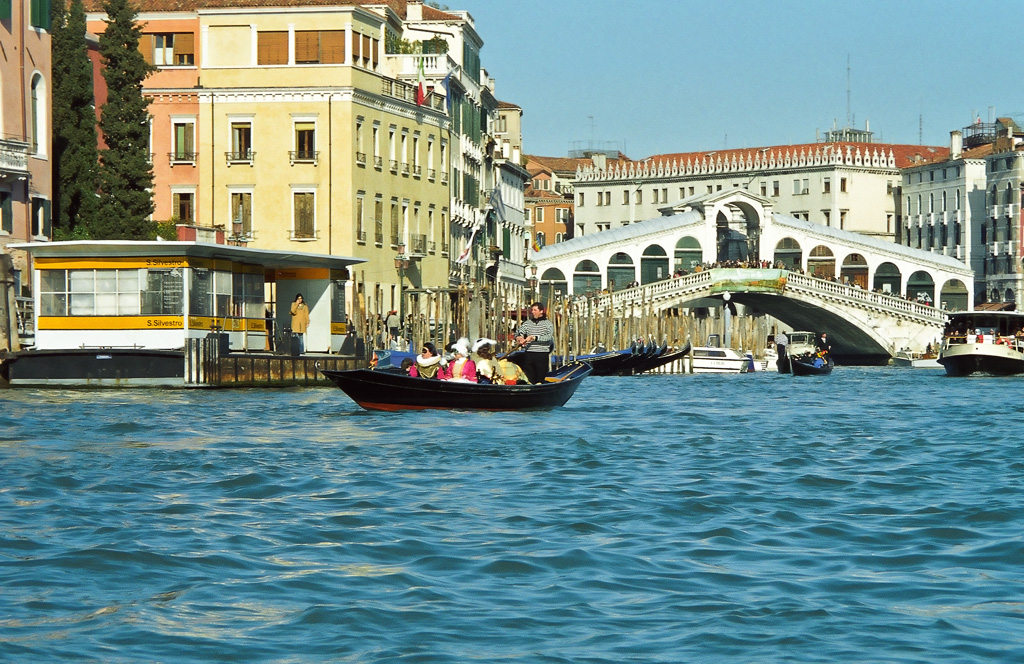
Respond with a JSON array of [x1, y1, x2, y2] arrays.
[[531, 189, 974, 362]]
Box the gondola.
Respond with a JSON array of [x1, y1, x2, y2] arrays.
[[789, 354, 833, 376], [569, 343, 639, 376], [319, 361, 592, 411], [630, 341, 691, 375]]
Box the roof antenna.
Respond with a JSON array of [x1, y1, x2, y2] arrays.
[[846, 54, 851, 129]]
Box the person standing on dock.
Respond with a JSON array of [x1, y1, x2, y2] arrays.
[[514, 301, 555, 383], [290, 293, 310, 354]]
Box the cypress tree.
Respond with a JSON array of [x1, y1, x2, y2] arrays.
[[51, 0, 100, 239], [94, 0, 156, 239]]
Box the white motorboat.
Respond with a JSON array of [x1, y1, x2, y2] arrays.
[[938, 310, 1024, 376], [892, 348, 941, 369], [690, 334, 750, 373]]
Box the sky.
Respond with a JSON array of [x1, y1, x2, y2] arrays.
[[451, 0, 1024, 161]]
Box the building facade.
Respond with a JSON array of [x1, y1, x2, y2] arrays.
[[573, 136, 948, 243], [0, 0, 53, 292]]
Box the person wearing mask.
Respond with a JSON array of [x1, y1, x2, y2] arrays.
[[409, 342, 446, 379], [514, 301, 555, 383], [446, 338, 477, 382]]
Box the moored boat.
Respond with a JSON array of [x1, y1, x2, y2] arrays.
[[938, 310, 1024, 376], [320, 361, 593, 411], [690, 334, 750, 373], [893, 348, 941, 369]]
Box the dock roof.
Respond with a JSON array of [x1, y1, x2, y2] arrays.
[[11, 241, 366, 271]]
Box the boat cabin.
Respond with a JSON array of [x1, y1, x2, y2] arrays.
[[11, 241, 365, 354]]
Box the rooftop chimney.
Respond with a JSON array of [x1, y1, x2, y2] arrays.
[[950, 130, 962, 159]]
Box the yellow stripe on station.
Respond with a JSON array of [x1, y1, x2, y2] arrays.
[[38, 316, 185, 330]]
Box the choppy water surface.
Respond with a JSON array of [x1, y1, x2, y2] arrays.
[[2, 368, 1024, 662]]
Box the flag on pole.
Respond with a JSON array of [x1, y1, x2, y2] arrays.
[[488, 187, 506, 222], [532, 236, 541, 252], [455, 225, 479, 265], [440, 69, 453, 113], [416, 58, 427, 106]]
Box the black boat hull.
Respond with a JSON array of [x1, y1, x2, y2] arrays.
[[790, 356, 833, 376], [320, 362, 592, 411], [1, 348, 184, 387]]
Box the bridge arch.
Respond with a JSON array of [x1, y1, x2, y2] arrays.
[[539, 268, 567, 303], [840, 252, 868, 288], [573, 260, 601, 295], [808, 245, 836, 279], [607, 252, 635, 291], [773, 237, 802, 269], [940, 279, 968, 311], [907, 270, 935, 305], [675, 236, 702, 272], [873, 262, 902, 295], [641, 245, 669, 284]]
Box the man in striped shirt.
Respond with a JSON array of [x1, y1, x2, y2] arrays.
[[514, 302, 555, 383]]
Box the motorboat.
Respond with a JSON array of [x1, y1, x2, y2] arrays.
[[892, 348, 941, 369], [690, 334, 750, 373], [320, 361, 593, 411], [937, 310, 1024, 376]]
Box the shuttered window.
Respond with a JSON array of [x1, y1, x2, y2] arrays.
[[294, 193, 315, 239], [294, 30, 344, 64], [173, 33, 195, 65], [295, 31, 319, 63], [320, 31, 344, 63], [257, 31, 288, 65]]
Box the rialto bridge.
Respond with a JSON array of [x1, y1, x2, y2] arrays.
[[530, 189, 974, 363]]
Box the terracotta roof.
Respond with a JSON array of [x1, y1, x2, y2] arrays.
[[79, 0, 453, 18], [909, 142, 994, 168], [525, 188, 568, 200], [637, 142, 949, 171], [497, 100, 521, 110], [527, 155, 626, 174]]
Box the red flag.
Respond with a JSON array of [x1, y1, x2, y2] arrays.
[[415, 58, 426, 106]]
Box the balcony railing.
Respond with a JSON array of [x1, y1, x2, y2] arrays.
[[0, 139, 30, 177], [356, 152, 366, 165], [409, 234, 427, 256], [169, 151, 197, 165], [427, 168, 436, 181], [401, 163, 410, 175], [290, 228, 319, 241], [374, 156, 383, 169], [357, 230, 367, 243], [413, 165, 422, 177], [226, 150, 254, 164], [375, 220, 384, 245], [289, 150, 319, 165], [389, 159, 399, 173]]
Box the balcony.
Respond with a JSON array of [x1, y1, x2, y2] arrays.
[[401, 162, 410, 176], [356, 152, 366, 166], [428, 168, 436, 181], [375, 220, 384, 245], [289, 150, 319, 166], [169, 151, 197, 165], [0, 139, 30, 182], [226, 150, 254, 165], [413, 165, 422, 178], [389, 159, 399, 173], [409, 234, 427, 257], [357, 230, 367, 244]]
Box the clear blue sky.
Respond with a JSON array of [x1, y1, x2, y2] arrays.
[[453, 0, 1024, 160]]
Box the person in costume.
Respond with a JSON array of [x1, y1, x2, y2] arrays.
[[473, 338, 530, 385], [446, 337, 477, 382], [409, 342, 446, 379]]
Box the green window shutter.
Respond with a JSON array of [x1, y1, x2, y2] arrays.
[[0, 0, 11, 21], [43, 199, 52, 237], [0, 193, 12, 233]]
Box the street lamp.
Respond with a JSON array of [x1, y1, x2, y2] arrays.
[[527, 262, 538, 298]]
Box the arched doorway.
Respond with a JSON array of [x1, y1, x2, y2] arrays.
[[907, 271, 935, 305], [641, 245, 669, 284], [573, 260, 602, 295], [807, 246, 835, 279], [539, 268, 567, 304], [773, 237, 801, 270], [940, 279, 968, 311], [840, 253, 868, 289], [607, 252, 635, 291], [675, 236, 702, 272], [873, 262, 901, 295]]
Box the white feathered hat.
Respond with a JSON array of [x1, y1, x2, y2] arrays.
[[472, 337, 498, 354], [453, 337, 471, 357]]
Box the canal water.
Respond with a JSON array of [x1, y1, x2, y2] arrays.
[[2, 368, 1023, 663]]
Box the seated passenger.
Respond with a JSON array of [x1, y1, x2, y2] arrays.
[[473, 339, 530, 384], [446, 337, 477, 382], [409, 342, 446, 379]]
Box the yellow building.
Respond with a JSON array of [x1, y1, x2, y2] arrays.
[[85, 0, 454, 325]]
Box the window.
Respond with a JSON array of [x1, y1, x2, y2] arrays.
[[230, 191, 252, 236], [372, 123, 381, 168], [294, 121, 316, 162], [172, 191, 194, 222], [772, 181, 780, 196], [356, 193, 365, 242], [257, 31, 288, 65], [823, 177, 831, 193], [148, 33, 194, 66], [30, 0, 50, 29], [793, 179, 801, 195], [295, 30, 344, 64], [390, 200, 400, 245], [535, 208, 544, 223], [293, 191, 316, 239], [840, 177, 847, 193], [374, 197, 384, 244], [30, 75, 45, 156], [171, 120, 196, 162], [578, 193, 585, 207], [635, 190, 642, 205], [0, 192, 12, 234], [412, 134, 420, 176], [31, 197, 50, 238], [652, 189, 659, 204], [604, 191, 610, 206], [596, 192, 603, 207], [556, 208, 569, 224], [230, 122, 252, 161], [535, 232, 545, 247]]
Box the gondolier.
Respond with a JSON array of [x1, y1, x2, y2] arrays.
[[514, 301, 555, 383]]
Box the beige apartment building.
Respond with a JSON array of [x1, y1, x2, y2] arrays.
[[84, 0, 454, 322]]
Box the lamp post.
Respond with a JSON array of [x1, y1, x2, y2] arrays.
[[527, 262, 538, 300], [394, 243, 410, 346]]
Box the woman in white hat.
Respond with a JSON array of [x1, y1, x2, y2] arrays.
[[446, 337, 477, 382]]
